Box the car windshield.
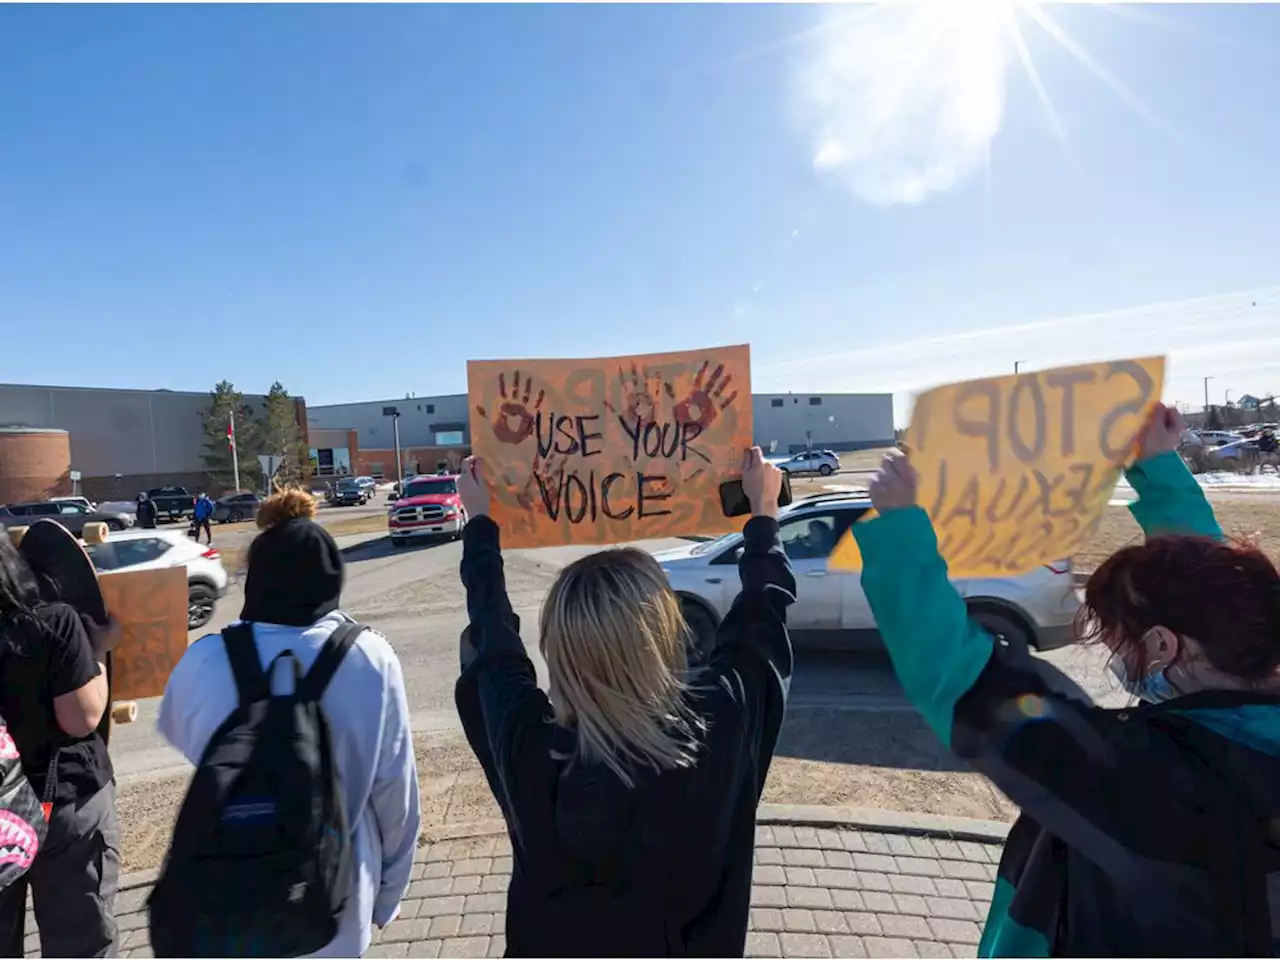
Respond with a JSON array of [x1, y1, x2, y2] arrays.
[[337, 479, 359, 490], [690, 531, 742, 556], [402, 478, 457, 498]]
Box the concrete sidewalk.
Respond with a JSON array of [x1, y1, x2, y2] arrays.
[[24, 807, 1007, 959]]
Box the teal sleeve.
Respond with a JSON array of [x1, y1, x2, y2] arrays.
[[854, 507, 993, 747], [1124, 451, 1223, 542]]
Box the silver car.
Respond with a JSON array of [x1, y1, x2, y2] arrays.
[[656, 492, 1080, 658]]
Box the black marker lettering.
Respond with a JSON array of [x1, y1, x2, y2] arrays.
[[577, 415, 603, 458], [554, 415, 579, 455], [1007, 375, 1047, 465], [618, 415, 643, 459], [1045, 369, 1096, 457], [535, 411, 555, 459], [638, 473, 672, 519], [679, 422, 711, 464], [943, 476, 981, 527], [601, 472, 634, 520], [534, 471, 563, 520], [1098, 360, 1155, 460], [952, 382, 1002, 473], [984, 475, 1029, 524], [564, 473, 589, 523]]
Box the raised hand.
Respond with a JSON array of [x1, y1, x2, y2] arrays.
[[458, 457, 492, 519], [741, 446, 783, 519], [1136, 402, 1187, 461], [868, 450, 919, 514]]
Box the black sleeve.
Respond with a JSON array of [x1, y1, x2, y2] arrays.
[[453, 517, 554, 825], [701, 516, 796, 794], [37, 604, 100, 699]]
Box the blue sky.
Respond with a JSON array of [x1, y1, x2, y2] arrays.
[[3, 2, 1279, 422]]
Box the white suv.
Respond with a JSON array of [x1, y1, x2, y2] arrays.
[[84, 529, 229, 630], [656, 493, 1080, 658], [775, 450, 841, 477]]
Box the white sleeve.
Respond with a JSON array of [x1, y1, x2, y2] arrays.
[[156, 634, 217, 766], [369, 647, 421, 927]]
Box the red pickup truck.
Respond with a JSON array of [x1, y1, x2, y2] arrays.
[[387, 474, 466, 547]]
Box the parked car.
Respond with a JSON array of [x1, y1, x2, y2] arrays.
[[1208, 438, 1262, 461], [1190, 430, 1243, 448], [213, 492, 263, 524], [355, 476, 377, 499], [657, 492, 1079, 659], [147, 486, 196, 522], [332, 477, 368, 506], [775, 450, 841, 476], [387, 475, 465, 546], [83, 529, 228, 630], [0, 499, 135, 535], [49, 496, 96, 512]]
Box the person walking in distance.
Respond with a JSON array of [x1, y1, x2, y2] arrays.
[[192, 492, 215, 544], [854, 404, 1280, 955], [136, 492, 157, 530], [0, 532, 124, 958], [454, 448, 795, 956], [154, 489, 420, 957]]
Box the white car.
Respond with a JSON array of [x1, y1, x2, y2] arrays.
[[656, 492, 1080, 659], [1190, 430, 1243, 448], [775, 450, 841, 477], [84, 529, 229, 630]]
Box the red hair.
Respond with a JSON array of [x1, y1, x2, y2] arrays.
[[1079, 535, 1280, 683]]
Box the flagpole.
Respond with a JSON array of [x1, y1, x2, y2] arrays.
[[230, 410, 241, 492]]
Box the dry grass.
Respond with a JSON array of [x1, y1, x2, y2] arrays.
[[1075, 500, 1280, 573], [320, 513, 393, 538]]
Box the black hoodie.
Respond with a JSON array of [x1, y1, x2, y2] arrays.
[[455, 515, 795, 957]]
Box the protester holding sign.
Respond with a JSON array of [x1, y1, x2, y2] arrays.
[[454, 448, 794, 956], [854, 403, 1280, 956], [0, 531, 123, 958]]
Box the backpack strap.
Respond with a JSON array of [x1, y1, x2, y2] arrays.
[[298, 622, 363, 703], [223, 623, 269, 706]]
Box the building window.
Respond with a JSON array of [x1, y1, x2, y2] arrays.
[[436, 430, 465, 446], [771, 398, 784, 408], [809, 397, 823, 406], [427, 404, 435, 414]]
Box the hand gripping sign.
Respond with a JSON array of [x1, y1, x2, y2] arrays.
[[829, 357, 1166, 578], [467, 345, 753, 548]]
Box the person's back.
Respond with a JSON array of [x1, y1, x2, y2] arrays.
[[453, 450, 794, 956], [156, 490, 420, 957]]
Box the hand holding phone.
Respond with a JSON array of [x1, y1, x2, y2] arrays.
[[720, 449, 792, 518]]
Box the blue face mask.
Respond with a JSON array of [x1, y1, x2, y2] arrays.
[[1109, 657, 1179, 703]]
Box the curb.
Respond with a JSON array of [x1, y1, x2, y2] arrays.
[[115, 807, 1009, 893]]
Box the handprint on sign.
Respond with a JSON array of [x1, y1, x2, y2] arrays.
[[475, 371, 545, 445], [665, 362, 738, 432], [604, 364, 663, 426]]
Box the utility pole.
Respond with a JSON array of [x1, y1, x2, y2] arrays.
[[1204, 376, 1213, 413], [229, 410, 241, 492], [1014, 360, 1025, 376], [383, 406, 403, 490]]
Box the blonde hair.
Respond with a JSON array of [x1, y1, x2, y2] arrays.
[[538, 548, 703, 787], [256, 488, 317, 529]]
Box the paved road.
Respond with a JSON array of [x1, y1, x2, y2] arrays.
[[109, 525, 1121, 783]]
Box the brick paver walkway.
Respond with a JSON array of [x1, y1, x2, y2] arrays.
[[24, 821, 1001, 959]]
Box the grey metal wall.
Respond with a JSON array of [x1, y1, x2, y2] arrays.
[[307, 394, 471, 449], [0, 383, 269, 477], [752, 393, 895, 453]]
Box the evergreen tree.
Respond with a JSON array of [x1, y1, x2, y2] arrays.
[[201, 381, 257, 491], [257, 382, 311, 486]]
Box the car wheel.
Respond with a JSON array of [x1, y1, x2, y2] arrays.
[[970, 607, 1032, 661], [819, 463, 834, 476], [680, 599, 718, 665], [229, 510, 244, 523], [188, 584, 217, 631]]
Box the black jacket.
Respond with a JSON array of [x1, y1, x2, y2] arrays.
[[455, 515, 795, 957]]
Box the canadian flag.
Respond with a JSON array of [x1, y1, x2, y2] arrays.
[[227, 415, 236, 451]]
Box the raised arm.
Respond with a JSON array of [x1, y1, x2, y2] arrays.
[[1125, 403, 1222, 541], [703, 449, 796, 792], [452, 459, 553, 822]]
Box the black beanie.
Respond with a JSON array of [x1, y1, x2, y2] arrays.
[[241, 517, 344, 627]]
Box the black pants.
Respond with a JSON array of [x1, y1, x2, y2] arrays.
[[194, 519, 212, 544], [0, 781, 120, 958]]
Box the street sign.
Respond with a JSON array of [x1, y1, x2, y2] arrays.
[[257, 455, 283, 478], [69, 470, 82, 482]]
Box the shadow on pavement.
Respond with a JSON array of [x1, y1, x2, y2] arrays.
[[340, 537, 451, 564]]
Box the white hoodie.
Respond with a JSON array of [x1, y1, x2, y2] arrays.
[[157, 611, 421, 957]]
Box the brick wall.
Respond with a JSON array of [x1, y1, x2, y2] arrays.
[[355, 445, 471, 479]]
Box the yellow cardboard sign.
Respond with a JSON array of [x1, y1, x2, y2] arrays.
[[829, 357, 1166, 577], [467, 345, 753, 548], [99, 566, 189, 701]]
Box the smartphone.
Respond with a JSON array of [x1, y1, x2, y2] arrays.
[[719, 473, 793, 518]]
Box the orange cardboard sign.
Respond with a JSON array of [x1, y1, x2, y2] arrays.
[[468, 345, 753, 548], [829, 356, 1166, 577], [99, 566, 188, 701]]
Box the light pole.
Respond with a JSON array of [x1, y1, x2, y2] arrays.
[[382, 406, 403, 491], [1225, 389, 1234, 407], [1014, 361, 1024, 376], [1204, 376, 1213, 413]]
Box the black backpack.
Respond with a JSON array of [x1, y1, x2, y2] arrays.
[[149, 621, 362, 957]]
